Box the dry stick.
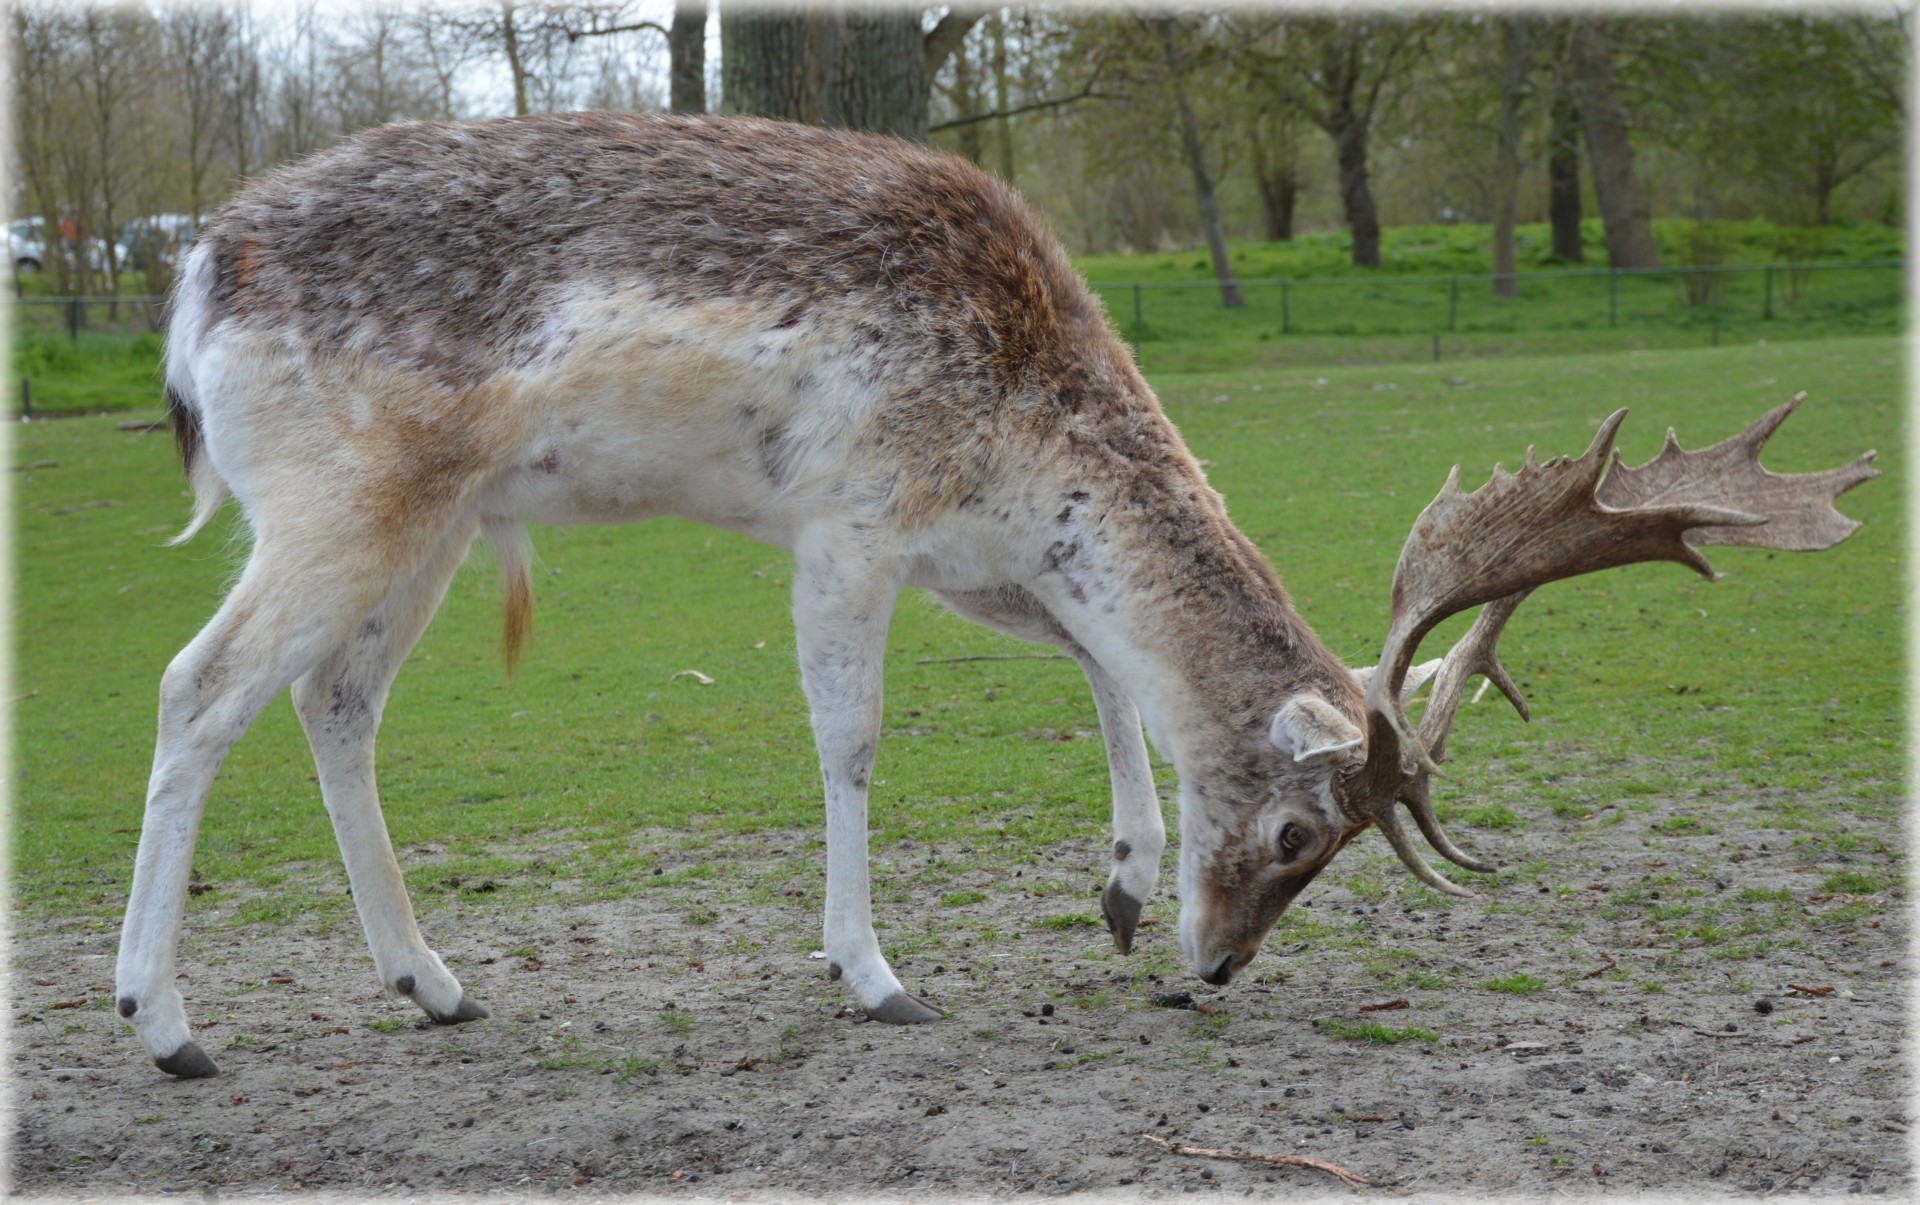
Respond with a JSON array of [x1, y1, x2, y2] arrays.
[[1139, 1133, 1368, 1189], [914, 654, 1072, 664], [5, 690, 39, 704]]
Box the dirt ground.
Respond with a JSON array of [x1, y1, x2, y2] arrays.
[[10, 780, 1908, 1200]]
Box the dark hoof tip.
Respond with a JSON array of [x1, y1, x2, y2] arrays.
[[866, 993, 943, 1024], [430, 994, 490, 1024], [154, 1042, 219, 1079], [1101, 883, 1143, 955]]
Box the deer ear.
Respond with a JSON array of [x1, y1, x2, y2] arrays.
[[1269, 696, 1364, 763], [1348, 658, 1442, 702]]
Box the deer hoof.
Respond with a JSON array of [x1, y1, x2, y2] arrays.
[[154, 1042, 219, 1079], [866, 992, 942, 1024], [1101, 882, 1143, 954], [428, 994, 490, 1025]]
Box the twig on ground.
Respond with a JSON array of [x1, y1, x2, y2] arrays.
[[914, 654, 1072, 664], [5, 690, 39, 704], [1139, 1132, 1367, 1189], [1359, 998, 1409, 1012], [1582, 955, 1617, 980], [1786, 983, 1835, 997]]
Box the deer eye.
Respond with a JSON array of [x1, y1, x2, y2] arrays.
[[1278, 822, 1309, 856]]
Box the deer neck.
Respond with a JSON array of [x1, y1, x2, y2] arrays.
[[1021, 406, 1360, 778]]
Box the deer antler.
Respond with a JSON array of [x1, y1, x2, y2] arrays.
[[1348, 395, 1876, 893]]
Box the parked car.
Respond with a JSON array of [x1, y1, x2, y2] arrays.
[[8, 215, 132, 275], [121, 213, 198, 272], [9, 218, 47, 272]]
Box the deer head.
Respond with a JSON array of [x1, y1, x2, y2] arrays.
[[1329, 394, 1877, 896]]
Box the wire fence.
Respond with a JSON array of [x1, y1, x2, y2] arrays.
[[6, 259, 1904, 349], [12, 294, 169, 340], [1087, 260, 1904, 349]]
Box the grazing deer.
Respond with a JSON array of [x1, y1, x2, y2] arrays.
[[119, 112, 1875, 1078]]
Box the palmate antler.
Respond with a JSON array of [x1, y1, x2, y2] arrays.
[[1341, 395, 1877, 895]]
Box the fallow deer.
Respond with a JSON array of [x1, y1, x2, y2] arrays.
[[119, 112, 1874, 1078]]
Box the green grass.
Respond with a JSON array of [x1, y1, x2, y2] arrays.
[[1073, 218, 1902, 374], [1483, 974, 1547, 995], [1316, 1019, 1442, 1044], [9, 334, 1903, 932]]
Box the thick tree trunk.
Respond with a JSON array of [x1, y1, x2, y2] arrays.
[[669, 0, 706, 115], [822, 9, 926, 141], [1328, 107, 1381, 268], [721, 7, 926, 141], [1547, 83, 1583, 262], [720, 9, 814, 122], [1491, 18, 1529, 298], [1568, 19, 1657, 269]]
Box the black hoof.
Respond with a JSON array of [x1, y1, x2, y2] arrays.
[[154, 1042, 219, 1079], [865, 992, 942, 1024], [1101, 882, 1143, 954], [428, 994, 490, 1024]]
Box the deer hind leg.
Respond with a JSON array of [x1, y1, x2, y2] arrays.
[[116, 528, 430, 1077], [934, 588, 1166, 954], [794, 525, 939, 1024], [289, 519, 489, 1028]]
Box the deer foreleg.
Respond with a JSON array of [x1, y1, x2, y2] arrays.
[[290, 521, 489, 1027], [794, 528, 939, 1024], [1080, 656, 1165, 953]]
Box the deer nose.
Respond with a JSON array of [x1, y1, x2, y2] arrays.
[[1201, 955, 1234, 986]]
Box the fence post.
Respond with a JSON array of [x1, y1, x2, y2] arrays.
[[1432, 333, 1440, 362], [1608, 270, 1618, 328], [1448, 277, 1458, 331], [21, 378, 31, 418], [1132, 282, 1143, 331], [1763, 265, 1773, 320], [1281, 280, 1290, 335], [69, 297, 82, 342]]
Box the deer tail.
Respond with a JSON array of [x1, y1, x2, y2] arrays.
[[483, 518, 534, 674]]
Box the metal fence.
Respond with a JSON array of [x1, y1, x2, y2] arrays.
[[7, 259, 1904, 345], [11, 294, 169, 340], [1088, 260, 1904, 342]]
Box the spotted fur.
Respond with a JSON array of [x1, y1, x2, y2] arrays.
[[124, 113, 1368, 1075]]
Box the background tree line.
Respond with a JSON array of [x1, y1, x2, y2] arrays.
[[10, 3, 1906, 301]]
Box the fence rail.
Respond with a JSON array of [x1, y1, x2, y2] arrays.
[[1087, 260, 1904, 345], [6, 259, 1905, 349], [11, 294, 169, 340]]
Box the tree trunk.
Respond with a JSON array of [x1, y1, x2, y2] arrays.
[[1568, 19, 1657, 269], [1547, 82, 1583, 262], [722, 7, 926, 141], [669, 0, 706, 115], [821, 9, 926, 141], [1250, 115, 1301, 242], [500, 0, 529, 117], [721, 9, 815, 122], [1491, 18, 1529, 298], [951, 33, 984, 163], [1328, 106, 1381, 268], [1156, 20, 1242, 308], [990, 10, 1014, 180]]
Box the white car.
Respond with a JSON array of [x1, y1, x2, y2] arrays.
[[9, 216, 132, 275]]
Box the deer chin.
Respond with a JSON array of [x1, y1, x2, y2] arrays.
[[1177, 859, 1318, 987]]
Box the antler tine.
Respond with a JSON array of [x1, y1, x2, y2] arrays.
[[1365, 408, 1766, 774], [1374, 803, 1475, 898], [1385, 590, 1536, 877]]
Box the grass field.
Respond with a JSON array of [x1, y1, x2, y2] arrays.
[[11, 334, 1902, 938]]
